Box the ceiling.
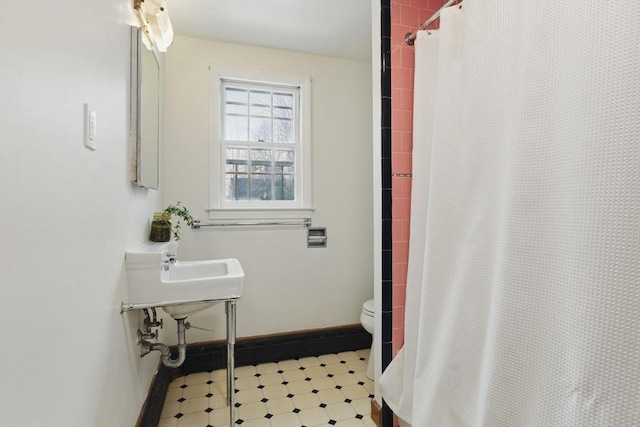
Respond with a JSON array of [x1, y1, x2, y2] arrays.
[[166, 0, 373, 62]]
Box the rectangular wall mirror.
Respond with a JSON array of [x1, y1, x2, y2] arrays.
[[130, 26, 160, 189]]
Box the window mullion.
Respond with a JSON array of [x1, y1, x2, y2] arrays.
[[269, 91, 275, 200], [247, 147, 252, 201], [271, 147, 275, 201], [233, 163, 238, 200], [245, 88, 250, 146]]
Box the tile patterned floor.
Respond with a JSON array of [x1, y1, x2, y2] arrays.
[[158, 349, 375, 427]]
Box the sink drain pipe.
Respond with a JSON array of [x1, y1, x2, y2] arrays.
[[141, 318, 187, 368]]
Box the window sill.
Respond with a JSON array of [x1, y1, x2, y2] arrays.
[[206, 207, 314, 222]]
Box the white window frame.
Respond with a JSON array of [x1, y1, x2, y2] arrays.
[[208, 67, 313, 221]]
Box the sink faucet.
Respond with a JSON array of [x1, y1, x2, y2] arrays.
[[161, 251, 177, 271]]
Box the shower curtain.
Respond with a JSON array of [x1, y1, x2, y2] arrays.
[[379, 1, 640, 426]]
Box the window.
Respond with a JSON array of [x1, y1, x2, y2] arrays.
[[223, 83, 296, 201], [209, 68, 312, 220]]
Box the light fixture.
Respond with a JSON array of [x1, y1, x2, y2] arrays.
[[133, 0, 174, 52]]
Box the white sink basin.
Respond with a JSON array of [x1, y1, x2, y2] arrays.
[[125, 243, 244, 319]]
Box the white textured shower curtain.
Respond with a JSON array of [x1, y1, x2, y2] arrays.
[[379, 1, 640, 426]]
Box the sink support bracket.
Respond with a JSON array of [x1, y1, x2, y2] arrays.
[[121, 297, 239, 425]]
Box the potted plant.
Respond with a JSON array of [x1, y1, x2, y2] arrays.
[[149, 202, 194, 242]]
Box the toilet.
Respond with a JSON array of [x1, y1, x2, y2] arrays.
[[360, 299, 375, 380]]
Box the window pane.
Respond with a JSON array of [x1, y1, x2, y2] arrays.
[[250, 117, 271, 142], [275, 175, 294, 200], [274, 149, 294, 161], [273, 106, 292, 118], [226, 147, 249, 159], [275, 149, 295, 173], [273, 92, 293, 108], [273, 119, 293, 143], [226, 147, 249, 172], [249, 90, 271, 106], [226, 163, 249, 173], [226, 103, 247, 115], [225, 115, 247, 141], [226, 173, 248, 200], [225, 87, 247, 103], [249, 104, 271, 117], [251, 148, 272, 173], [250, 175, 272, 200]]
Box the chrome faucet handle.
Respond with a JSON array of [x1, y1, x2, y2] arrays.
[[161, 259, 171, 271], [165, 251, 177, 263]]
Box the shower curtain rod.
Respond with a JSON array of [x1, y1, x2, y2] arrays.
[[404, 0, 458, 45]]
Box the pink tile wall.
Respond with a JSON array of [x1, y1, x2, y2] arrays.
[[391, 0, 440, 356]]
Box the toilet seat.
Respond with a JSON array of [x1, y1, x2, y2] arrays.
[[362, 299, 374, 316]]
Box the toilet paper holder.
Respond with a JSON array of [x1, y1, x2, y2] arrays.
[[307, 227, 327, 248]]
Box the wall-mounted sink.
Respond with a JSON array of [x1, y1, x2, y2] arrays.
[[124, 243, 244, 319]]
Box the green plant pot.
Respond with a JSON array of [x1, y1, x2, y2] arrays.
[[149, 212, 171, 242]]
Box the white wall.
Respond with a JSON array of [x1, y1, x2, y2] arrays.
[[0, 2, 162, 426], [163, 36, 373, 342]]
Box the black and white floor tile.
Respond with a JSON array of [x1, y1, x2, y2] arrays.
[[158, 349, 376, 427]]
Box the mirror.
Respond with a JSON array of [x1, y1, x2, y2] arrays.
[[130, 26, 160, 189]]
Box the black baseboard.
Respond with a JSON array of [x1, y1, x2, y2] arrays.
[[137, 324, 371, 427], [135, 362, 173, 427]]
